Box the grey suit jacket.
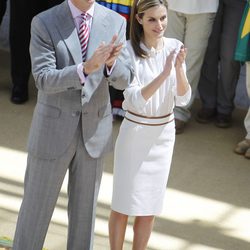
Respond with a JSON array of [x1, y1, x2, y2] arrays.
[[28, 1, 133, 159]]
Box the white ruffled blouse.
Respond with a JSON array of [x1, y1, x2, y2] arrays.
[[122, 37, 192, 117]]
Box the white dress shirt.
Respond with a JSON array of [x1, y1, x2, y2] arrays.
[[68, 0, 114, 84]]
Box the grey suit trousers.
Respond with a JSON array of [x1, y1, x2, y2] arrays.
[[198, 0, 246, 115], [13, 120, 104, 250]]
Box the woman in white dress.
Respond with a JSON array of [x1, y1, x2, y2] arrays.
[[109, 0, 191, 249]]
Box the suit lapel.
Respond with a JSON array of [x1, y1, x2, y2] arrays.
[[54, 2, 110, 64], [55, 1, 82, 64], [86, 3, 109, 60]]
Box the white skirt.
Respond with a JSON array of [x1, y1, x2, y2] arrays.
[[111, 112, 175, 216]]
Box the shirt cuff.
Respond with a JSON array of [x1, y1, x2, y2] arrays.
[[77, 63, 86, 85], [106, 60, 116, 76]]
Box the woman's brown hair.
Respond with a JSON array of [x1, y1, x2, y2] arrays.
[[129, 0, 168, 58]]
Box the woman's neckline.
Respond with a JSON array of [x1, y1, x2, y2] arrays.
[[141, 38, 165, 54]]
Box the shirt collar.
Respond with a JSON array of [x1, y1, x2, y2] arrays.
[[68, 0, 95, 19]]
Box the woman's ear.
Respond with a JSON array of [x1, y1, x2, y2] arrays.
[[135, 14, 142, 24]]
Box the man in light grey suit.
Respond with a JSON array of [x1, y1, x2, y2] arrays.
[[12, 0, 133, 249]]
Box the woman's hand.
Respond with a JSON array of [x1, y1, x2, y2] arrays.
[[175, 45, 187, 69], [162, 50, 175, 78], [175, 45, 190, 96]]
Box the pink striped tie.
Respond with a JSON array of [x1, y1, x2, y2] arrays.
[[79, 12, 90, 61]]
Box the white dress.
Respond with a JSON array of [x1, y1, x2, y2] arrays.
[[111, 37, 191, 216]]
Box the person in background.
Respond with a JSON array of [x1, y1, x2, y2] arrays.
[[12, 0, 133, 249], [196, 0, 247, 128], [164, 0, 219, 134], [235, 63, 250, 159], [0, 0, 7, 25], [108, 0, 191, 249], [97, 0, 133, 119], [0, 0, 64, 104], [234, 1, 250, 159]]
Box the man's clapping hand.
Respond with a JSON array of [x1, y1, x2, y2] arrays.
[[84, 35, 123, 75]]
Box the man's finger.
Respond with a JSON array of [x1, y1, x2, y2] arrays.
[[113, 43, 123, 51], [110, 34, 118, 45]]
